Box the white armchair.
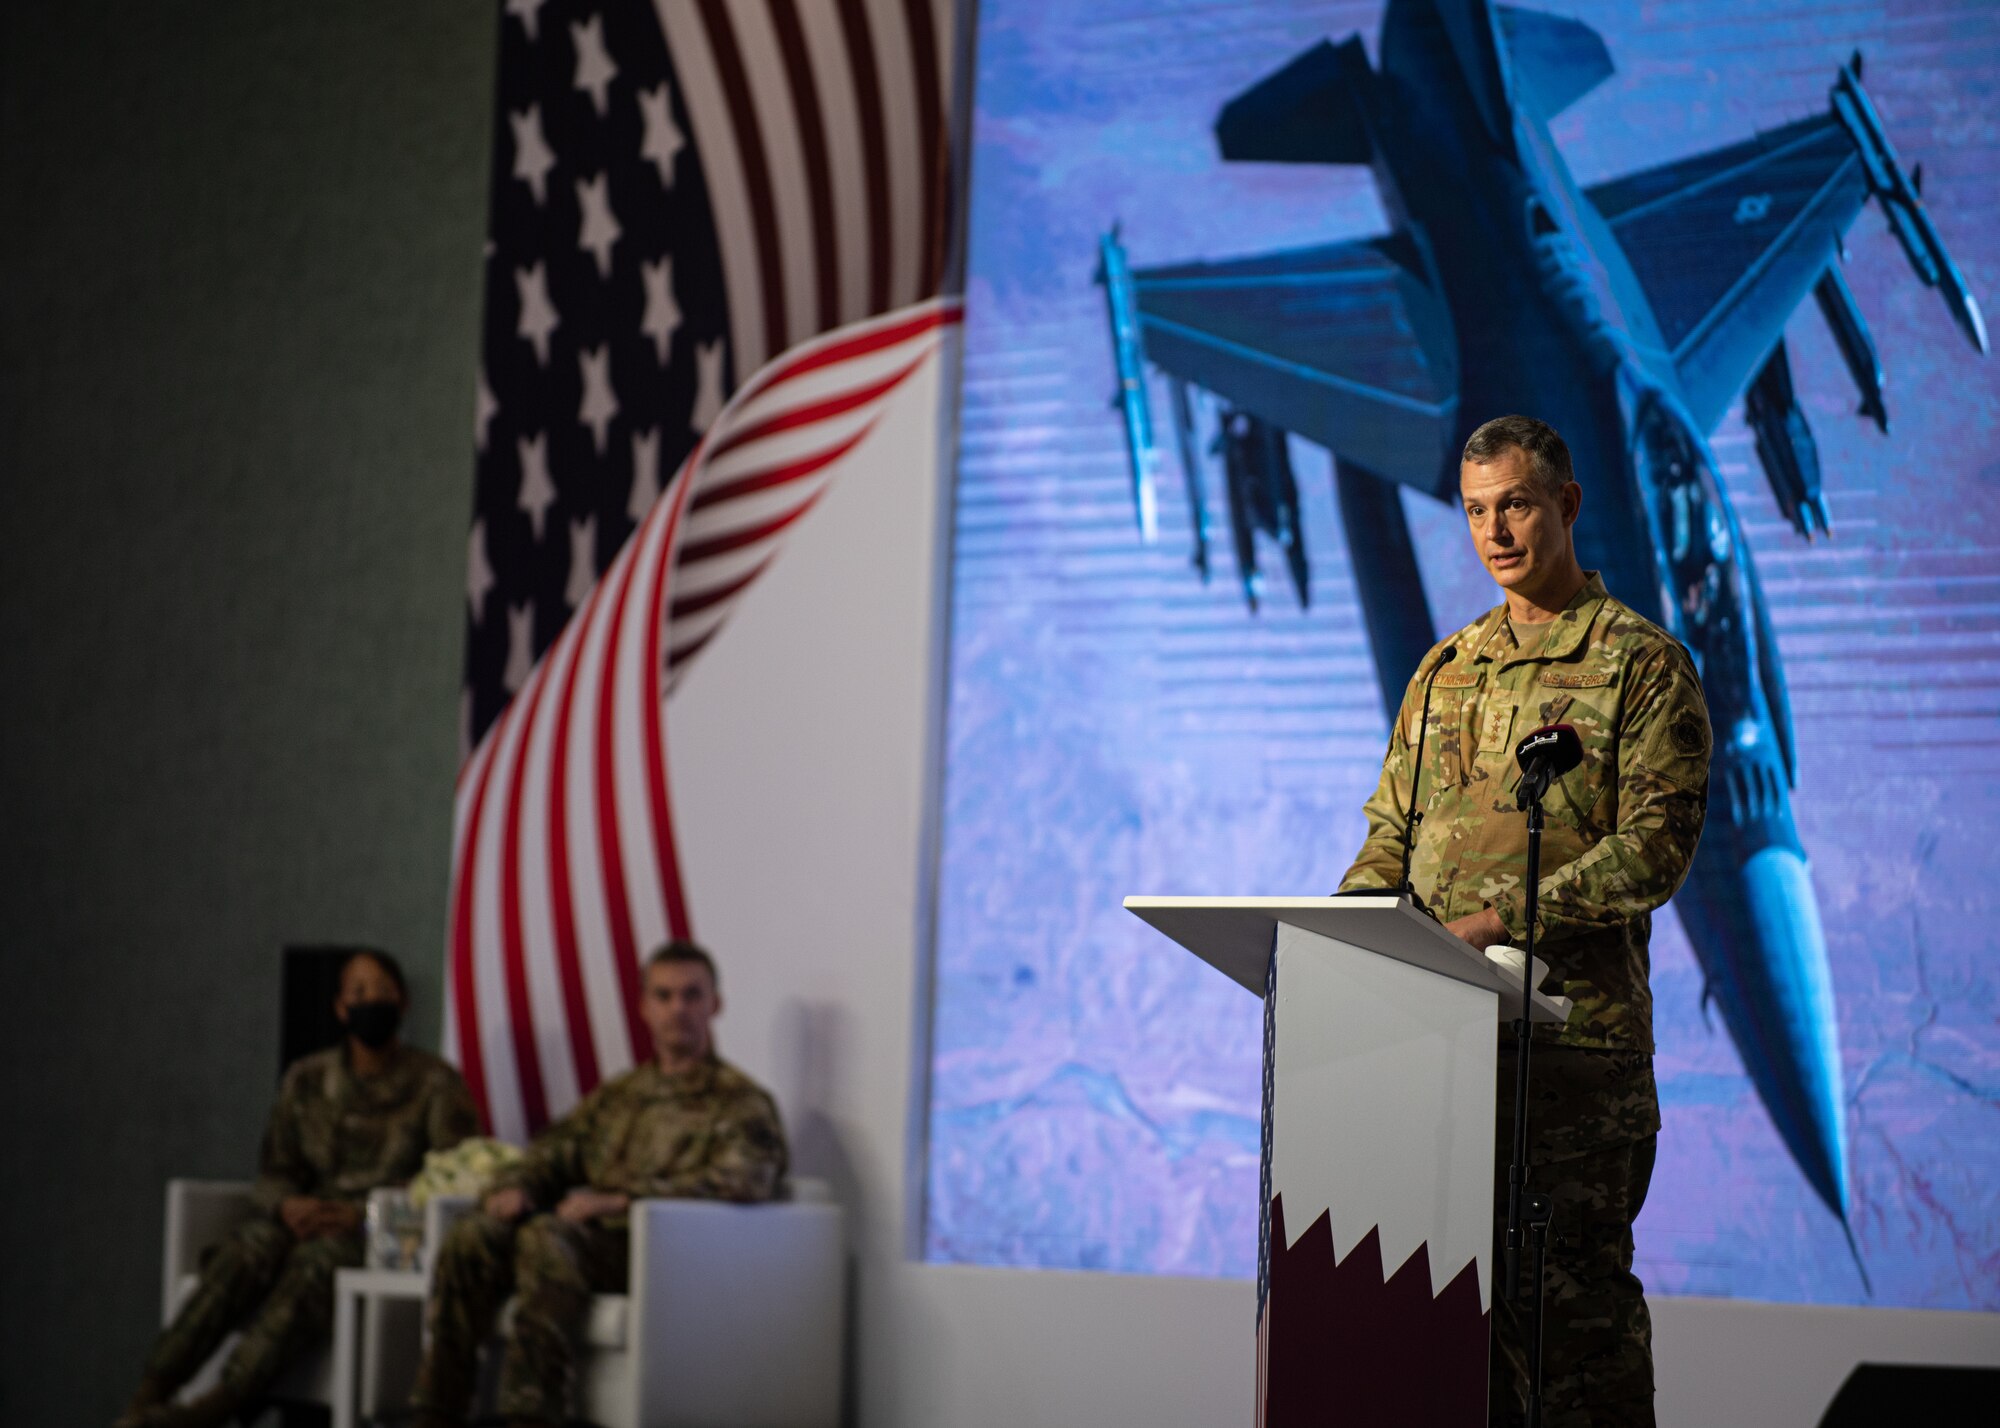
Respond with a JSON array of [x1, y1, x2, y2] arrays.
[[435, 1178, 846, 1428], [160, 1179, 335, 1408], [166, 1176, 847, 1427]]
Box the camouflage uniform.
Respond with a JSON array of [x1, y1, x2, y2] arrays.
[[1339, 573, 1710, 1428], [142, 1044, 478, 1401], [411, 1054, 789, 1426]]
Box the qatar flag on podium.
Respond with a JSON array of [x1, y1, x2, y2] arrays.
[[451, 0, 965, 1141]]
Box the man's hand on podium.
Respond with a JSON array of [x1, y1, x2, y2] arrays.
[[1445, 906, 1508, 950]]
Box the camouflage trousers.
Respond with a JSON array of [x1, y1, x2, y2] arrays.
[[410, 1212, 629, 1425], [143, 1218, 363, 1399], [1489, 1043, 1661, 1428]]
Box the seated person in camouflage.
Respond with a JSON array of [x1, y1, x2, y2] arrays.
[[118, 949, 479, 1428], [410, 940, 789, 1428]]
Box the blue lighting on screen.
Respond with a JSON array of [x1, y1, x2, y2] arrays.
[[926, 0, 2000, 1309]]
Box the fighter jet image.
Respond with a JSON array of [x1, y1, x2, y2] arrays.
[[1096, 0, 1986, 1260]]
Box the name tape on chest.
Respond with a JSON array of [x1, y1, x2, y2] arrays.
[[1539, 668, 1617, 689]]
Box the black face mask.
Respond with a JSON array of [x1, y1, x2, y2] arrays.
[[343, 1000, 403, 1050]]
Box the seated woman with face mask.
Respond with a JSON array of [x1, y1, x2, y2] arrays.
[[118, 949, 480, 1428]]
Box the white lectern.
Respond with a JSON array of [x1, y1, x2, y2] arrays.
[[1124, 894, 1572, 1428]]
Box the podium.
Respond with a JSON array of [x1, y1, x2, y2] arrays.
[[1124, 894, 1572, 1428]]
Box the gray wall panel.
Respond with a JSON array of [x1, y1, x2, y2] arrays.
[[0, 3, 493, 1420]]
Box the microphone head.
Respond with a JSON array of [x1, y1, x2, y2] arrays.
[[1514, 723, 1583, 780], [1437, 645, 1457, 665]]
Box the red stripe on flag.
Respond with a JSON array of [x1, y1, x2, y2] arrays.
[[643, 468, 697, 943], [542, 580, 610, 1096], [677, 446, 862, 564], [834, 0, 892, 314], [448, 735, 501, 1128], [768, 0, 839, 332], [668, 623, 723, 668], [697, 0, 789, 359], [900, 0, 948, 297], [669, 556, 774, 621], [692, 419, 877, 514], [744, 302, 958, 403], [706, 345, 933, 461], [496, 660, 553, 1132], [590, 526, 654, 1067]]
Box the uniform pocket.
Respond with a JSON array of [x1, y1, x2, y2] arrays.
[[1547, 690, 1619, 832]]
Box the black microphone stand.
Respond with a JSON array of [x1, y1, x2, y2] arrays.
[[1504, 770, 1553, 1428], [1396, 648, 1455, 906]]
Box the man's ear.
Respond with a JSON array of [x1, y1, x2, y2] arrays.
[[1561, 480, 1582, 528]]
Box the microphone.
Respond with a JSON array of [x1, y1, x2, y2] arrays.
[[1514, 723, 1583, 810], [1396, 646, 1457, 906]]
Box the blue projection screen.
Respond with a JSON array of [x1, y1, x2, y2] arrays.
[[926, 0, 2000, 1308]]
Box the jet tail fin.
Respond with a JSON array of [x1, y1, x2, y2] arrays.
[[1216, 38, 1373, 166], [1497, 5, 1614, 119]]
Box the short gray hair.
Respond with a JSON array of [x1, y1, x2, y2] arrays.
[[1462, 415, 1573, 497]]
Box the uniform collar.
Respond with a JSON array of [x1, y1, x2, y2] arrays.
[[1471, 571, 1610, 668], [641, 1050, 722, 1094], [328, 1043, 414, 1104]]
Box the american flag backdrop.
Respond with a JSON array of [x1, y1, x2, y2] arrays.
[[454, 0, 963, 1140]]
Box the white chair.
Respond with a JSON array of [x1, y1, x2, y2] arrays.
[[432, 1178, 846, 1428], [160, 1179, 336, 1409]]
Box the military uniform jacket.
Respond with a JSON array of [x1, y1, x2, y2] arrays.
[[1340, 573, 1711, 1052], [489, 1054, 788, 1211], [253, 1044, 480, 1212]]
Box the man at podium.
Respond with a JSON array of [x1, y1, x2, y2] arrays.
[[1337, 416, 1711, 1428]]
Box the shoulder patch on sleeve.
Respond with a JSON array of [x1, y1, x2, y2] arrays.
[[1668, 705, 1709, 758]]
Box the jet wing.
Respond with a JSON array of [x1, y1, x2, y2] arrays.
[[1589, 112, 1868, 431], [1126, 232, 1461, 496]]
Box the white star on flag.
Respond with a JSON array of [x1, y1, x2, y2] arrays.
[[506, 0, 547, 43], [628, 427, 661, 522], [565, 515, 599, 609], [475, 367, 498, 452], [509, 106, 556, 205], [503, 603, 535, 693], [466, 518, 496, 621], [690, 338, 725, 433], [579, 347, 619, 454], [577, 173, 622, 279], [516, 432, 557, 538], [572, 15, 619, 117], [515, 263, 559, 365], [638, 83, 684, 188], [641, 256, 681, 363]]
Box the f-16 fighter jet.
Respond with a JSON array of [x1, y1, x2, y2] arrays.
[[1097, 0, 1986, 1253]]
